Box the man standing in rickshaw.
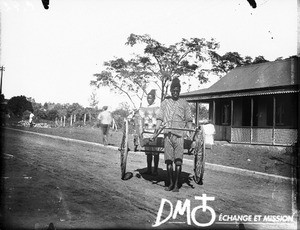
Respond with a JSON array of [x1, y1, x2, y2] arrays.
[[139, 89, 161, 176], [155, 77, 193, 192]]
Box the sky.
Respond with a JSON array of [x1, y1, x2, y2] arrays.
[[0, 0, 298, 110]]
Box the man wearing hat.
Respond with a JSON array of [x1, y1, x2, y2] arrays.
[[155, 77, 193, 192], [97, 106, 113, 145]]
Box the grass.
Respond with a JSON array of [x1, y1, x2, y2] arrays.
[[3, 118, 296, 178]]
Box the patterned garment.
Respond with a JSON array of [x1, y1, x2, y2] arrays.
[[156, 98, 193, 137], [139, 105, 160, 130], [139, 102, 162, 155]]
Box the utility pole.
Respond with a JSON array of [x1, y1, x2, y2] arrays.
[[0, 66, 5, 95]]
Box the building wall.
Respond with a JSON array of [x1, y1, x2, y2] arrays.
[[215, 125, 231, 141], [210, 93, 298, 146]]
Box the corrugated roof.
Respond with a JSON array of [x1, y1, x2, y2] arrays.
[[181, 56, 299, 98], [184, 88, 299, 101]]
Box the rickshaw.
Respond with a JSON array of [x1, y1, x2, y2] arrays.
[[119, 115, 206, 185]]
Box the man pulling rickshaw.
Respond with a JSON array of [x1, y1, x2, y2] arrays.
[[119, 77, 206, 191], [153, 77, 193, 192]]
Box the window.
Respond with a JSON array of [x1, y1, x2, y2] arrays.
[[221, 102, 231, 125], [275, 94, 298, 128], [253, 96, 273, 127], [242, 98, 251, 126]]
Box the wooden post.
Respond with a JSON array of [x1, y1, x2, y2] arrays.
[[60, 117, 63, 126], [230, 99, 234, 143], [70, 115, 73, 126], [195, 102, 199, 127], [84, 114, 86, 126], [230, 99, 234, 127], [272, 96, 276, 145], [250, 98, 253, 143], [0, 66, 5, 95], [74, 114, 76, 123], [212, 100, 216, 124], [63, 116, 66, 127]]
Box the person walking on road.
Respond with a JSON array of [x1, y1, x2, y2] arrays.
[[29, 112, 35, 127], [98, 106, 113, 145], [154, 77, 193, 192]]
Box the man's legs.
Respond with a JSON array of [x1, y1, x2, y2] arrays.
[[164, 162, 181, 192], [145, 146, 159, 175], [102, 124, 109, 145], [165, 161, 174, 191], [173, 164, 182, 192], [146, 153, 152, 174], [153, 154, 159, 175]]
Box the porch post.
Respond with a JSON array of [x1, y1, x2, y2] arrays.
[[230, 99, 234, 143], [212, 100, 216, 124], [230, 99, 234, 127], [272, 96, 276, 145], [250, 98, 253, 143], [195, 102, 199, 126]]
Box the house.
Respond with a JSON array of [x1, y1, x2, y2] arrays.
[[181, 56, 299, 146]]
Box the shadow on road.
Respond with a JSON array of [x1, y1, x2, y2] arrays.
[[133, 167, 195, 190]]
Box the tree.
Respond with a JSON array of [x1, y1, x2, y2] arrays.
[[53, 103, 68, 120], [67, 103, 85, 121], [189, 103, 209, 122], [252, 55, 269, 64], [210, 52, 269, 76], [89, 91, 99, 109], [47, 109, 59, 121], [91, 34, 220, 107], [111, 102, 131, 129], [7, 95, 33, 117], [27, 97, 44, 118]]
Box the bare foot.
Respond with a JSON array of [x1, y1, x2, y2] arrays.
[[172, 187, 179, 192], [164, 185, 174, 191]]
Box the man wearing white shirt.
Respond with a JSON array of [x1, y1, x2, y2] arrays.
[[203, 120, 216, 149], [98, 106, 113, 145]]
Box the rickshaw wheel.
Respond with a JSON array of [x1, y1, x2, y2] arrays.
[[194, 133, 205, 185], [119, 119, 129, 180]]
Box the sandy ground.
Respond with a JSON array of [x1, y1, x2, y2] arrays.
[[6, 125, 295, 178], [1, 128, 297, 229]]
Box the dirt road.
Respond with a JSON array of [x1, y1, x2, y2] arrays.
[[1, 128, 297, 229]]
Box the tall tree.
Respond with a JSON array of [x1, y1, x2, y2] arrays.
[[67, 103, 84, 119], [7, 95, 33, 117], [210, 51, 269, 76], [91, 34, 220, 107]]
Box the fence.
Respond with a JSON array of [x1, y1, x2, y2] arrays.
[[231, 127, 298, 146]]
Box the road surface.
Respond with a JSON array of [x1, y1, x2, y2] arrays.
[[1, 128, 297, 229]]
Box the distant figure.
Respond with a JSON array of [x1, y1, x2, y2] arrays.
[[97, 106, 113, 145], [139, 89, 161, 176], [203, 120, 215, 149], [29, 112, 34, 127]]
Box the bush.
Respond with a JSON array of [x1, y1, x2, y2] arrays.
[[22, 110, 32, 121]]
